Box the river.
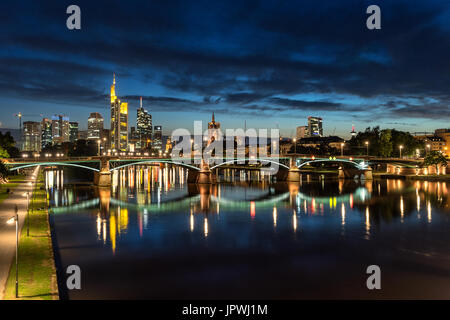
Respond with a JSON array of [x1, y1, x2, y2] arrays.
[[45, 166, 450, 299]]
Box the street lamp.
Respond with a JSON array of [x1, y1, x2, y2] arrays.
[[7, 206, 19, 298], [97, 139, 101, 156], [340, 142, 345, 156], [293, 138, 297, 154], [365, 141, 369, 156], [399, 145, 404, 158], [426, 144, 431, 154], [26, 191, 30, 237]]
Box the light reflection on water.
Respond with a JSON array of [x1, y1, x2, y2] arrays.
[[45, 166, 450, 299]]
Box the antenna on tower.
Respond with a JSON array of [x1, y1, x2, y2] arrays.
[[140, 96, 142, 108], [351, 123, 357, 137]]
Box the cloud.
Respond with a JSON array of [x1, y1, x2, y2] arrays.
[[0, 0, 450, 129]]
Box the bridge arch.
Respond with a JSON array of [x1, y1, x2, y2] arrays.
[[8, 162, 100, 172], [210, 158, 290, 170], [109, 160, 201, 172], [297, 159, 367, 170]]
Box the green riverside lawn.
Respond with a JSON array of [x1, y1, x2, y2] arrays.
[[0, 174, 25, 204], [4, 172, 59, 300]]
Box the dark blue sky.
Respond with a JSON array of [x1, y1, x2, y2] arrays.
[[1, 0, 449, 138]]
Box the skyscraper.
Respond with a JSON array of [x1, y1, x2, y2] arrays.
[[153, 125, 162, 151], [110, 74, 128, 151], [296, 126, 308, 139], [51, 115, 69, 144], [136, 97, 152, 150], [87, 112, 104, 140], [41, 118, 52, 149], [308, 116, 323, 137], [69, 122, 79, 143], [22, 121, 41, 152]]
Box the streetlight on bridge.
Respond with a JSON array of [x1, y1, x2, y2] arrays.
[[399, 145, 404, 159], [97, 139, 101, 156], [365, 141, 369, 156], [293, 138, 297, 155], [340, 143, 345, 156]]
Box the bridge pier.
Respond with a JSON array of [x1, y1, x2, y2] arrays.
[[187, 161, 217, 184], [94, 157, 112, 187], [286, 166, 301, 182], [338, 167, 373, 180]]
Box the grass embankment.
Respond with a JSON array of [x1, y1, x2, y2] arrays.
[[4, 172, 59, 300], [0, 174, 25, 204]]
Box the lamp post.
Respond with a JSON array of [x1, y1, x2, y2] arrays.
[[26, 191, 30, 237], [426, 144, 430, 155], [340, 142, 345, 156], [293, 138, 297, 155], [365, 141, 369, 156], [7, 206, 19, 298], [399, 145, 403, 159], [97, 139, 101, 156], [102, 137, 107, 155]]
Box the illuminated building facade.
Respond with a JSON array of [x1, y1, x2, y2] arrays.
[[41, 118, 52, 149], [435, 129, 450, 156], [51, 114, 70, 145], [153, 125, 162, 151], [136, 97, 152, 150], [308, 116, 323, 137], [87, 112, 104, 140], [110, 74, 128, 151], [296, 126, 308, 139], [22, 121, 41, 152], [69, 122, 79, 143]]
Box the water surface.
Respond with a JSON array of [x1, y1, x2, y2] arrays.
[[47, 167, 450, 299]]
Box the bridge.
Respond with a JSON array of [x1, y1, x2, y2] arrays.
[[4, 154, 381, 185]]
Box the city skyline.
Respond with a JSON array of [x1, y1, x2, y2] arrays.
[[1, 1, 450, 137]]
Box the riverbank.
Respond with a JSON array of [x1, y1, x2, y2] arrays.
[[0, 174, 25, 204], [374, 172, 450, 182], [3, 171, 59, 300]]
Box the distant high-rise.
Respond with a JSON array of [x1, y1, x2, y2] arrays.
[[351, 124, 357, 137], [308, 116, 323, 137], [110, 74, 128, 151], [51, 115, 69, 144], [87, 112, 104, 140], [78, 130, 88, 140], [153, 125, 162, 151], [69, 122, 79, 143], [22, 121, 41, 152], [207, 112, 221, 143], [136, 97, 152, 149], [296, 126, 308, 139], [41, 118, 52, 149]]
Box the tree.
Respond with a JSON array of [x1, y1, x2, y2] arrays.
[[0, 161, 8, 182], [379, 130, 393, 157], [423, 151, 448, 174], [348, 127, 423, 157], [0, 146, 9, 158], [0, 132, 19, 158]]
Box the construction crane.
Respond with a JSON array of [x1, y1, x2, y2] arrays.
[[13, 113, 43, 132]]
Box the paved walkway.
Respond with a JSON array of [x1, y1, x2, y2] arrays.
[[0, 167, 39, 300]]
